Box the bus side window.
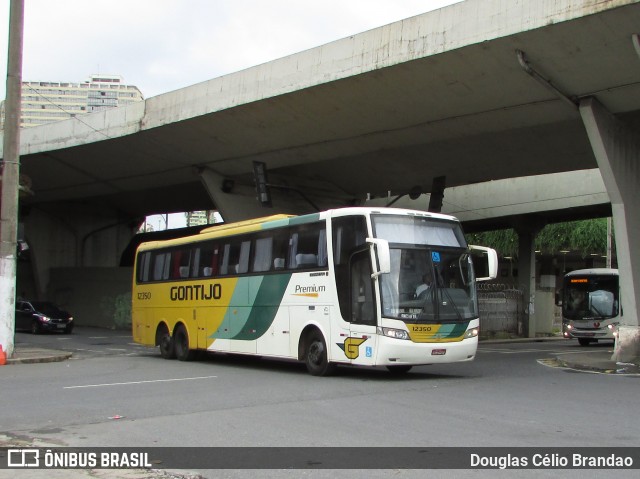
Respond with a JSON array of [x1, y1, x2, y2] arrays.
[[171, 250, 183, 279], [289, 224, 325, 269], [199, 242, 219, 277], [220, 244, 232, 275], [211, 245, 219, 276], [191, 248, 201, 278], [238, 240, 251, 274], [152, 252, 171, 281], [253, 237, 273, 272], [220, 240, 250, 275], [171, 248, 192, 279], [137, 252, 151, 283], [272, 229, 289, 271], [288, 233, 299, 268]]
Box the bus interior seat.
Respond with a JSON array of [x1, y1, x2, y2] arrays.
[[179, 266, 190, 278], [273, 258, 285, 269], [203, 267, 213, 277], [295, 253, 318, 267]]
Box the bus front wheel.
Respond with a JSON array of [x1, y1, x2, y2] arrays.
[[305, 330, 336, 376], [174, 324, 196, 361]]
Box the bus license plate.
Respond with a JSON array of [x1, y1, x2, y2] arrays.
[[431, 349, 446, 356]]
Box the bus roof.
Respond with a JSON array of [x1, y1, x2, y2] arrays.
[[565, 268, 618, 277], [136, 207, 460, 251], [199, 214, 294, 234]]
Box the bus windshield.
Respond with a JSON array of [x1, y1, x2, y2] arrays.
[[563, 275, 619, 320], [372, 215, 477, 322]]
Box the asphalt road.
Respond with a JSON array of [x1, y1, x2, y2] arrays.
[[1, 327, 638, 478]]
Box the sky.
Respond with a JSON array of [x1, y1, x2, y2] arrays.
[[1, 0, 460, 227], [1, 0, 460, 100]]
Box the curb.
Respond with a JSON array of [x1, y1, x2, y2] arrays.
[[4, 349, 73, 365], [552, 353, 640, 375]]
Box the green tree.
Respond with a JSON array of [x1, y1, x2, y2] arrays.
[[466, 229, 518, 257], [466, 218, 611, 258]]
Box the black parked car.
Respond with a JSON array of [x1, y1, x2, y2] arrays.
[[15, 301, 74, 334]]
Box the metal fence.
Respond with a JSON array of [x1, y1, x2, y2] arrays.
[[477, 283, 524, 338]]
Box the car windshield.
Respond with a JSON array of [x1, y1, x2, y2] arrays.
[[30, 302, 62, 315], [372, 215, 477, 322]]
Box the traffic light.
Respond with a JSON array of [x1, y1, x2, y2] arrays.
[[252, 161, 272, 207]]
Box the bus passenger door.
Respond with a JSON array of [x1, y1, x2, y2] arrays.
[[348, 249, 378, 366]]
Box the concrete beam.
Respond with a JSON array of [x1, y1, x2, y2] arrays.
[[366, 169, 610, 228], [579, 97, 640, 363]]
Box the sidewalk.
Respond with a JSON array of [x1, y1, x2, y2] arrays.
[[4, 347, 72, 364]]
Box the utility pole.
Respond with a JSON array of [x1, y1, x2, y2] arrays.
[[0, 0, 24, 358]]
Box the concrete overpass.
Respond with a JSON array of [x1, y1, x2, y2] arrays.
[[1, 0, 639, 356]]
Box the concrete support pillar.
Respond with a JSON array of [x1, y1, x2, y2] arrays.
[[518, 231, 536, 338], [198, 169, 266, 223], [579, 97, 640, 364], [198, 168, 325, 223], [514, 218, 545, 338]]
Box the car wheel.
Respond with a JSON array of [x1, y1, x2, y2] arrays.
[[174, 324, 196, 361], [578, 338, 592, 347], [305, 330, 336, 376], [31, 320, 41, 335], [64, 325, 73, 334]]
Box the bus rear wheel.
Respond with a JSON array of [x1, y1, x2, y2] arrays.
[[157, 325, 176, 359], [174, 324, 196, 361], [305, 330, 336, 376]]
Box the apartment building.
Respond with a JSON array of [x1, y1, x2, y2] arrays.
[[1, 74, 144, 129]]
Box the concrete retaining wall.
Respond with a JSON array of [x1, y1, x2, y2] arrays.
[[48, 267, 132, 330]]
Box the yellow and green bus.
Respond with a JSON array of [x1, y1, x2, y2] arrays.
[[132, 207, 497, 375]]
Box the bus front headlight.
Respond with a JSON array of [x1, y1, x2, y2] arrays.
[[377, 327, 410, 340], [464, 327, 479, 339]]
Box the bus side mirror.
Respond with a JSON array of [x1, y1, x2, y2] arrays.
[[366, 238, 390, 278], [469, 245, 498, 282]]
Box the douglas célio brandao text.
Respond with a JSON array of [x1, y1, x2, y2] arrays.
[[470, 452, 634, 469]]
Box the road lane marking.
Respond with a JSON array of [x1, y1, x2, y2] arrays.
[[64, 375, 217, 389], [478, 348, 563, 354]]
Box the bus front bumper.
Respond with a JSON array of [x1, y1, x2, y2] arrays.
[[563, 324, 615, 340], [375, 334, 478, 366]]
